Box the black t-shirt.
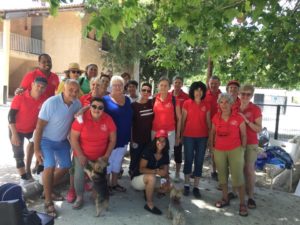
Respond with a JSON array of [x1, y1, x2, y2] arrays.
[[131, 146, 169, 179], [131, 99, 154, 144]]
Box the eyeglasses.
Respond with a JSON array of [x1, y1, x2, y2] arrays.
[[70, 70, 81, 74], [240, 92, 252, 97], [141, 89, 151, 93], [91, 105, 104, 110]]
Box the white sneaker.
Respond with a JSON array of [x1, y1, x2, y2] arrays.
[[20, 179, 30, 186], [19, 178, 34, 187], [173, 174, 181, 183]]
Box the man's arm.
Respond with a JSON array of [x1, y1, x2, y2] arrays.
[[34, 118, 48, 164], [8, 109, 20, 146]]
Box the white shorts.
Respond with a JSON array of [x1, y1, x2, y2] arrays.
[[107, 146, 127, 174], [131, 175, 145, 191], [151, 130, 175, 160]]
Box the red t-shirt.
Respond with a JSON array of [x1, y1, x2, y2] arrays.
[[11, 90, 47, 133], [80, 93, 93, 107], [72, 110, 116, 161], [212, 112, 244, 151], [240, 102, 262, 145], [182, 99, 210, 137], [20, 69, 59, 98], [152, 93, 179, 132], [231, 97, 241, 114], [205, 89, 221, 119], [170, 89, 189, 108]]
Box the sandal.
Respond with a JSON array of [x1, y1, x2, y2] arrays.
[[247, 198, 256, 209], [112, 184, 126, 192], [44, 201, 57, 218], [228, 192, 238, 200], [72, 199, 84, 210], [215, 199, 230, 208], [239, 204, 248, 217]]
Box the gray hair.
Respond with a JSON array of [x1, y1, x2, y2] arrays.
[[90, 76, 101, 85], [217, 93, 234, 105], [64, 78, 79, 87], [110, 75, 124, 87]]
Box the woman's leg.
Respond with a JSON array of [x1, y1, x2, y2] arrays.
[[73, 157, 85, 203], [144, 174, 156, 208], [183, 137, 194, 195]]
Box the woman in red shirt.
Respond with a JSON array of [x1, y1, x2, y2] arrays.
[[70, 97, 116, 209], [181, 81, 211, 198], [210, 93, 248, 217], [239, 84, 262, 209], [152, 77, 181, 161]]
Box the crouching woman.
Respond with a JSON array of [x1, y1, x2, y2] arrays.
[[131, 130, 170, 215]]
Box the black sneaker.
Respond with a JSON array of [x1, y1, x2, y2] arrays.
[[183, 185, 190, 196], [144, 204, 162, 215], [193, 187, 201, 199], [211, 171, 218, 181]]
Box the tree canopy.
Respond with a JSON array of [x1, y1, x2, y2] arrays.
[[49, 0, 300, 89]]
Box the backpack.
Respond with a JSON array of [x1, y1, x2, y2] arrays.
[[265, 146, 294, 169]]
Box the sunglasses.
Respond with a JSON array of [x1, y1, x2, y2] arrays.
[[91, 105, 104, 110], [70, 70, 81, 74], [240, 92, 252, 97], [141, 89, 151, 93]]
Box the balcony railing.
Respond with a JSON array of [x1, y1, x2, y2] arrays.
[[0, 32, 44, 55]]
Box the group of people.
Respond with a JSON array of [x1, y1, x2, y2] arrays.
[[8, 53, 262, 218]]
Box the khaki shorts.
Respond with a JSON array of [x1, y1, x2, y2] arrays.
[[131, 175, 145, 191], [214, 146, 245, 187], [245, 144, 259, 165]]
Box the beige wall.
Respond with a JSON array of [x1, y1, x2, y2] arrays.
[[0, 18, 32, 37], [9, 57, 36, 95], [43, 11, 82, 73]]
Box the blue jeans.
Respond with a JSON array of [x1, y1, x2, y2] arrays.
[[183, 137, 208, 177]]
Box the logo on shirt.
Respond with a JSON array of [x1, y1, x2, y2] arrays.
[[201, 106, 206, 112], [230, 120, 238, 126], [100, 124, 107, 132], [165, 103, 172, 108]]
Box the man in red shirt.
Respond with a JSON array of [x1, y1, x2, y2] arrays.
[[226, 80, 241, 113], [205, 76, 222, 180], [170, 76, 189, 181], [8, 77, 48, 186], [15, 53, 59, 98]]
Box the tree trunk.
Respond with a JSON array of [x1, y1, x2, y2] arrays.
[[206, 56, 214, 86]]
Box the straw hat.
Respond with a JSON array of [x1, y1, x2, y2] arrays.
[[64, 63, 85, 73]]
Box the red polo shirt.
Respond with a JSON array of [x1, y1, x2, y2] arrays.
[[20, 69, 59, 98], [11, 90, 47, 133], [240, 102, 262, 145], [80, 93, 93, 107], [205, 89, 221, 119], [152, 93, 179, 132], [182, 99, 210, 137], [212, 112, 244, 151], [72, 110, 116, 161], [231, 97, 241, 114], [170, 89, 189, 108]]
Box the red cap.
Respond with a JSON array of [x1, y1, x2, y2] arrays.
[[227, 80, 240, 88], [155, 130, 168, 138]]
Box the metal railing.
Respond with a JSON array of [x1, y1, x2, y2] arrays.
[[0, 32, 44, 55], [258, 104, 300, 141]]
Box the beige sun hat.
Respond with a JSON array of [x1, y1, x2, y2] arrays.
[[64, 62, 85, 73]]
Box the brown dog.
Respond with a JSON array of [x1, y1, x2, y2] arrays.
[[167, 186, 186, 225], [84, 158, 109, 217]]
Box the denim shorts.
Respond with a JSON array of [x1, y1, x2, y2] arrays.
[[40, 138, 71, 169]]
